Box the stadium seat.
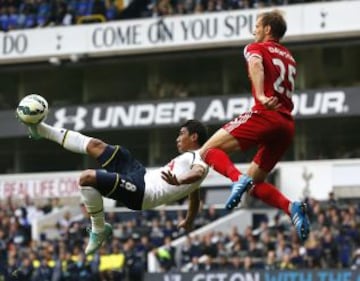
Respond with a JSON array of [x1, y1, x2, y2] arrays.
[[106, 4, 118, 20], [37, 14, 48, 26], [37, 1, 51, 16], [8, 13, 19, 30], [24, 14, 36, 28], [77, 0, 93, 16], [37, 0, 51, 25], [0, 14, 9, 31]]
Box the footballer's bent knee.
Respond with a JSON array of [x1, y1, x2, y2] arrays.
[[86, 138, 107, 158], [79, 169, 97, 187]]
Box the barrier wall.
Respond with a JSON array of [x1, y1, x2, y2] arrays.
[[2, 159, 360, 202], [1, 1, 360, 64], [144, 270, 360, 281]]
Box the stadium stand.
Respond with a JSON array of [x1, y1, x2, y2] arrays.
[[0, 0, 359, 280], [1, 194, 360, 280], [0, 0, 333, 31]]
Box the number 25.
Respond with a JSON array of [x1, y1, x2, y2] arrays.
[[273, 58, 296, 98]]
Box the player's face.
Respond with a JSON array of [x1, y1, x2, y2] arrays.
[[176, 127, 193, 153], [253, 16, 266, 42]]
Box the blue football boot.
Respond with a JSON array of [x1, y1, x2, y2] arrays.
[[225, 174, 254, 210], [290, 201, 310, 242]]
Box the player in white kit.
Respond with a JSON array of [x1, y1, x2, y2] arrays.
[[22, 119, 209, 255]]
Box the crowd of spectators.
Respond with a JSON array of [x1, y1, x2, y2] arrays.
[[1, 194, 360, 281], [0, 0, 327, 32], [176, 197, 360, 272], [0, 197, 228, 280], [0, 0, 118, 31]]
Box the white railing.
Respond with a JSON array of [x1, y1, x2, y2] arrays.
[[32, 205, 81, 241]]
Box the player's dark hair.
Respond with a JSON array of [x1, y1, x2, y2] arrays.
[[260, 10, 287, 40], [181, 119, 208, 146]]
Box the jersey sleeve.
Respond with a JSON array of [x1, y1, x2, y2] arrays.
[[244, 43, 263, 62], [191, 150, 208, 170], [178, 151, 208, 170]]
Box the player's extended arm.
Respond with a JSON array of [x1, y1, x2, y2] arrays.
[[178, 189, 200, 232], [161, 164, 206, 231], [178, 164, 206, 184], [248, 56, 280, 110]]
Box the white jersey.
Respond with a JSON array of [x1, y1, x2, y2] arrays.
[[141, 150, 209, 210]]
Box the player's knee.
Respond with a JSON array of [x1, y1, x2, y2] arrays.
[[87, 138, 107, 155], [79, 169, 97, 187]]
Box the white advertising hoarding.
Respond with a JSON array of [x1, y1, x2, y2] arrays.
[[1, 159, 359, 201], [0, 171, 81, 198], [0, 1, 359, 64]]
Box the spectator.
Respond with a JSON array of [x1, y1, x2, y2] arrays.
[[162, 236, 176, 269], [49, 0, 67, 25], [105, 0, 120, 20], [180, 236, 194, 265], [17, 0, 37, 29], [320, 231, 338, 268], [163, 219, 178, 239], [290, 243, 305, 268], [32, 259, 53, 281], [243, 255, 256, 270], [229, 256, 242, 270], [201, 255, 217, 271], [264, 250, 278, 270], [204, 205, 219, 223], [68, 253, 94, 281], [279, 253, 295, 270], [351, 249, 360, 270], [217, 254, 232, 270], [149, 218, 165, 247], [16, 256, 35, 280], [202, 233, 217, 258], [188, 256, 201, 272], [92, 0, 107, 16], [136, 235, 155, 270]]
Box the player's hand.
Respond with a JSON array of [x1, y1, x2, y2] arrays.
[[178, 219, 193, 232], [161, 170, 180, 185], [258, 95, 281, 110]]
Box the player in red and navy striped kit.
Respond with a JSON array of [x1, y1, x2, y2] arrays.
[[199, 10, 310, 242]]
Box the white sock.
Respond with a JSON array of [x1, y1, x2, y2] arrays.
[[37, 123, 91, 154], [79, 186, 105, 233]]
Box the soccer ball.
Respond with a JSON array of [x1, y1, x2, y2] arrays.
[[16, 94, 49, 124]]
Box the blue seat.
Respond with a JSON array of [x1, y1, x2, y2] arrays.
[[87, 0, 94, 15], [8, 14, 19, 30], [67, 0, 78, 12], [24, 14, 36, 28], [37, 2, 50, 17], [106, 5, 118, 20], [37, 14, 48, 26], [0, 14, 9, 31], [77, 0, 89, 16]]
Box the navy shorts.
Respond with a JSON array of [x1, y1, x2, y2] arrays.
[[95, 145, 146, 210]]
